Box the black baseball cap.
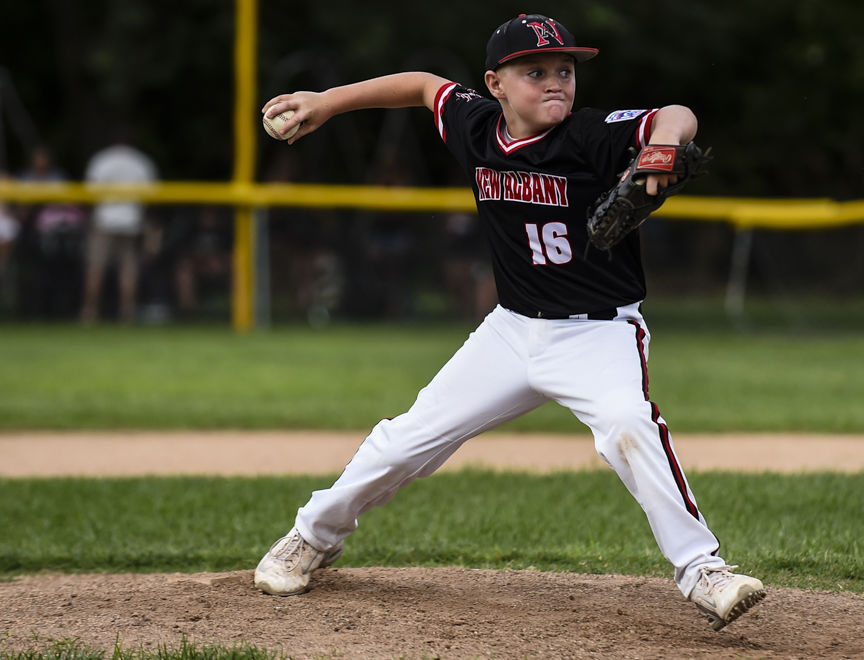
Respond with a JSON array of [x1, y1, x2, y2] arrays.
[[485, 14, 598, 71]]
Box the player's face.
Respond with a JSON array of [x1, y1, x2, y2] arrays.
[[487, 53, 576, 138]]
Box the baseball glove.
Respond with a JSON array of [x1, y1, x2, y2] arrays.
[[586, 141, 712, 251]]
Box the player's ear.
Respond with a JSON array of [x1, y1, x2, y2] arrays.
[[485, 70, 505, 99]]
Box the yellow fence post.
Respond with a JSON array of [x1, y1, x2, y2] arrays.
[[231, 0, 258, 332]]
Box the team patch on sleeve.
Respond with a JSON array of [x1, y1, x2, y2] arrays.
[[604, 109, 648, 123]]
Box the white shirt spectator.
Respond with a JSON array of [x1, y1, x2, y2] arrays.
[[0, 207, 19, 243], [85, 145, 157, 235]]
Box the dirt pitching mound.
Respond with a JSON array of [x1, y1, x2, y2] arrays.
[[1, 567, 862, 659], [2, 431, 862, 658]]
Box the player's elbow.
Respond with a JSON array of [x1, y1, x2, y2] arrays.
[[670, 104, 698, 138], [652, 105, 698, 144]]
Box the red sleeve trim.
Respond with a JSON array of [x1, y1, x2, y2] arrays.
[[433, 82, 459, 143], [636, 108, 660, 148]]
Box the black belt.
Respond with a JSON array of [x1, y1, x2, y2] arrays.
[[509, 307, 618, 320]]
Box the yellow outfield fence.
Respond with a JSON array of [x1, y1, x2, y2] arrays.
[[2, 180, 863, 230], [658, 195, 864, 230], [0, 181, 475, 213]]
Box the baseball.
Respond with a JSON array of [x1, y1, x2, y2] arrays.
[[263, 110, 300, 140]]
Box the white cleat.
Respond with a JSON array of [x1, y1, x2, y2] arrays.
[[689, 565, 766, 631], [254, 528, 343, 596]]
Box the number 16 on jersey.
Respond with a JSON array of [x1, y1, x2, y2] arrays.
[[525, 222, 573, 265]]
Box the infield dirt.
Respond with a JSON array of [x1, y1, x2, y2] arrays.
[[1, 431, 862, 659]]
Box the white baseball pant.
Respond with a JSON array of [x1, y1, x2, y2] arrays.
[[295, 303, 726, 597]]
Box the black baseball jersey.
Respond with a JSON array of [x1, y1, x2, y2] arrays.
[[434, 82, 659, 318]]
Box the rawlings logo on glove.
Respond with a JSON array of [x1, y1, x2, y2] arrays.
[[586, 142, 712, 251], [637, 146, 676, 170]]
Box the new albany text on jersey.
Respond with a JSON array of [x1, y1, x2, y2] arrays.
[[475, 167, 569, 207]]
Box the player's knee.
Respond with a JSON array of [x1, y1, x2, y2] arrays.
[[592, 397, 649, 453]]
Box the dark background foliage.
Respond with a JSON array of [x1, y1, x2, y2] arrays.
[[2, 0, 862, 196]]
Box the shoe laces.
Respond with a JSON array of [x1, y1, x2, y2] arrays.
[[269, 532, 306, 569], [699, 565, 739, 593]]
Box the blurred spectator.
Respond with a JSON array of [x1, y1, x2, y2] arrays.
[[0, 172, 20, 302], [0, 207, 17, 271], [79, 139, 158, 323], [13, 146, 85, 319], [0, 198, 19, 264], [34, 202, 86, 318], [17, 145, 64, 184]]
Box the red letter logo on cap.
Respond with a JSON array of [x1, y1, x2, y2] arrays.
[[527, 20, 564, 47]]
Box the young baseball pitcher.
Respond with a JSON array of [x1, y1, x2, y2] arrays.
[[255, 14, 766, 631]]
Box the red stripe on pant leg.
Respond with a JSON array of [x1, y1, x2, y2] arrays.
[[651, 402, 700, 519], [627, 320, 650, 400], [629, 320, 700, 520]]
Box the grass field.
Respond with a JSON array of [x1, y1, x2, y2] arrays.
[[1, 470, 862, 593], [2, 299, 864, 432], [1, 310, 862, 594]]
